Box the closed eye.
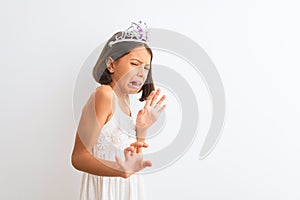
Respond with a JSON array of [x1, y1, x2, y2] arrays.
[[131, 62, 150, 70], [131, 62, 139, 66], [144, 66, 150, 70]]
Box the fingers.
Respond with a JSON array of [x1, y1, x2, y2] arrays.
[[142, 160, 152, 168], [130, 142, 140, 149], [150, 88, 161, 107], [153, 89, 166, 113], [130, 143, 141, 154], [144, 90, 155, 108], [136, 147, 142, 154], [129, 142, 149, 154], [142, 142, 149, 148], [135, 142, 148, 154], [145, 88, 167, 109], [115, 156, 124, 168], [119, 147, 153, 173], [125, 146, 134, 152], [130, 142, 149, 148], [155, 95, 166, 106], [158, 104, 167, 113], [124, 148, 133, 160]]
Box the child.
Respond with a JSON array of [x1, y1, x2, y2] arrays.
[[71, 21, 166, 200]]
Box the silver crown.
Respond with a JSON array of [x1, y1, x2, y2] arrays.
[[108, 21, 149, 47]]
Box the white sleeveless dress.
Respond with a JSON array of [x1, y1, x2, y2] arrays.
[[80, 91, 147, 200]]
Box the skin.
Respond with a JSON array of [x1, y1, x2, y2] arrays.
[[71, 46, 166, 178], [106, 46, 152, 117]]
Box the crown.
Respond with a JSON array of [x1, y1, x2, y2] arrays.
[[108, 21, 149, 47]]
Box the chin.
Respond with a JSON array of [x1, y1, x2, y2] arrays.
[[127, 88, 141, 94], [126, 82, 143, 94]]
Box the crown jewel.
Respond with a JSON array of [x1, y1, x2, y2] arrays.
[[108, 21, 149, 47]]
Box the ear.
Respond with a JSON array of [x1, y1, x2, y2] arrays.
[[106, 57, 115, 73]]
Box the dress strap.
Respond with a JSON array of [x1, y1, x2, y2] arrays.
[[111, 90, 136, 134]]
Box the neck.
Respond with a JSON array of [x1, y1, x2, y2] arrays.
[[109, 81, 130, 104]]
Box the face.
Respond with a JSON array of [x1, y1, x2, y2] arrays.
[[107, 46, 151, 94]]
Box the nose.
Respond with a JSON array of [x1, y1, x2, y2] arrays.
[[137, 66, 144, 78]]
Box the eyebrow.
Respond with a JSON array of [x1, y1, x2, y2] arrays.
[[130, 58, 150, 66]]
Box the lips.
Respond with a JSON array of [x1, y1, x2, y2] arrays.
[[128, 80, 142, 89]]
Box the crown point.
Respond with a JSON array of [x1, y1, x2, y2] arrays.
[[108, 21, 149, 47]]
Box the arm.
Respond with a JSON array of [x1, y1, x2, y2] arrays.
[[71, 86, 151, 178], [135, 88, 167, 145], [72, 133, 126, 177], [136, 128, 147, 143], [71, 86, 124, 176], [72, 133, 151, 178]]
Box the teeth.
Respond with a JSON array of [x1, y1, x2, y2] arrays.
[[129, 81, 141, 89], [131, 81, 141, 86]]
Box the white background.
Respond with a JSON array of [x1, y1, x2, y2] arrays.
[[1, 0, 300, 199]]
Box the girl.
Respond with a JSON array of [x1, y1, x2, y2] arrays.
[[71, 22, 166, 200]]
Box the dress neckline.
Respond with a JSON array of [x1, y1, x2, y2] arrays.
[[112, 90, 133, 119]]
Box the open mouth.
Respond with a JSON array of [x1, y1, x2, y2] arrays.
[[128, 81, 142, 89]]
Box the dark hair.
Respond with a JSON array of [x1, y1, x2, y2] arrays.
[[93, 31, 154, 101]]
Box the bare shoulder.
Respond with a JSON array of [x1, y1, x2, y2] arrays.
[[94, 85, 114, 106], [94, 85, 113, 122], [95, 85, 113, 98]]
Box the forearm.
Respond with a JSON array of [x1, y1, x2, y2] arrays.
[[71, 133, 127, 177], [71, 132, 128, 178], [136, 127, 147, 142], [72, 151, 127, 178]]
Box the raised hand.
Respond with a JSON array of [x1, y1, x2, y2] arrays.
[[115, 143, 152, 178], [136, 88, 166, 130], [129, 141, 149, 153]]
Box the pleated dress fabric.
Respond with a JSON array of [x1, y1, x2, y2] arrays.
[[80, 91, 146, 200]]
